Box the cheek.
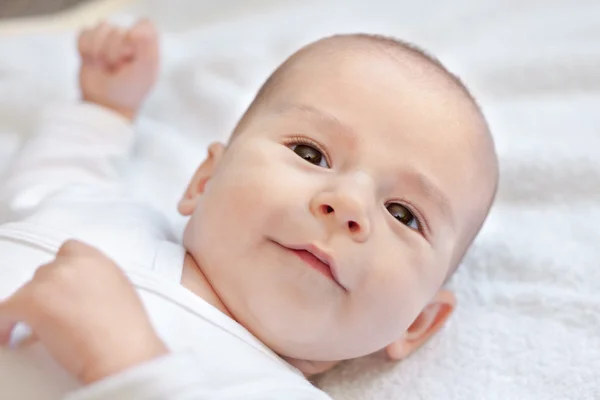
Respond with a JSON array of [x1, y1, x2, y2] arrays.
[[191, 142, 317, 254], [194, 166, 270, 252], [358, 237, 436, 332]]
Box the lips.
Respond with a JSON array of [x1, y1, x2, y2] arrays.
[[292, 248, 335, 280], [274, 241, 346, 291]]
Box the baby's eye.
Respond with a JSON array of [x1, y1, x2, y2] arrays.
[[386, 203, 419, 230], [291, 144, 330, 168]]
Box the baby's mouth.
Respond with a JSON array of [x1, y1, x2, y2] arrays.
[[291, 248, 335, 280], [272, 241, 347, 291]]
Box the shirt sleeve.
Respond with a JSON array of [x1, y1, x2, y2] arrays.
[[63, 352, 333, 400], [0, 103, 135, 221]]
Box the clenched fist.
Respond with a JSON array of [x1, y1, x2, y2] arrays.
[[78, 20, 160, 121]]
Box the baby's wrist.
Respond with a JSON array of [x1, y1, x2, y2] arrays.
[[81, 95, 137, 122], [80, 336, 168, 384]]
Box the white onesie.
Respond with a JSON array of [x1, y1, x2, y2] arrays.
[[0, 103, 331, 400]]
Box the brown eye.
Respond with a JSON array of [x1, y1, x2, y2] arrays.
[[292, 144, 328, 168], [387, 203, 418, 229]]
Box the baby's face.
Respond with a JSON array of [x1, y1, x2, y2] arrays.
[[183, 49, 490, 361]]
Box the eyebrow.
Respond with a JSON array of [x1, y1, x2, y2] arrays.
[[404, 168, 456, 230], [274, 103, 358, 147]]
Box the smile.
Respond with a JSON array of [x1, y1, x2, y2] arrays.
[[273, 241, 347, 291]]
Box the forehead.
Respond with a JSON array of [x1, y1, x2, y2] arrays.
[[271, 47, 481, 151], [277, 48, 476, 135]]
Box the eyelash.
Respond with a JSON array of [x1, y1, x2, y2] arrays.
[[282, 135, 333, 168], [388, 199, 430, 238], [282, 135, 431, 238]]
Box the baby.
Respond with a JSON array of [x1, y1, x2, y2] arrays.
[[0, 19, 498, 399]]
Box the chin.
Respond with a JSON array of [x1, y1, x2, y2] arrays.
[[282, 358, 342, 377]]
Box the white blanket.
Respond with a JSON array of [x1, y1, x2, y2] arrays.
[[1, 0, 599, 399]]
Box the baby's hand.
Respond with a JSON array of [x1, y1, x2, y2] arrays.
[[78, 20, 160, 121], [0, 241, 167, 384]]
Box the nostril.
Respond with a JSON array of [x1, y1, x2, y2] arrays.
[[322, 205, 334, 214], [348, 221, 359, 232]]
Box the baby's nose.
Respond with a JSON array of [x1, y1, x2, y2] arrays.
[[312, 192, 371, 242]]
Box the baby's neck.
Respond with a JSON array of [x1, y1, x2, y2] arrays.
[[180, 253, 234, 318]]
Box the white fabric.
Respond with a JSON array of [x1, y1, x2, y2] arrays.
[[0, 0, 599, 399], [0, 104, 330, 400]]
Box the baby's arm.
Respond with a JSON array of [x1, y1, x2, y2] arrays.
[[0, 21, 159, 220], [0, 241, 332, 400]]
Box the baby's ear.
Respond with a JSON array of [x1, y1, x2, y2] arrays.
[[385, 290, 456, 361], [178, 142, 225, 216]]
